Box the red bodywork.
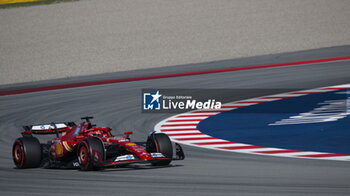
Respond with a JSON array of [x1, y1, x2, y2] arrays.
[[22, 120, 169, 167]]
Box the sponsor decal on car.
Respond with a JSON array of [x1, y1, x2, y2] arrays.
[[32, 123, 67, 131], [150, 153, 165, 158], [62, 141, 73, 152], [55, 143, 63, 157], [114, 155, 135, 162]]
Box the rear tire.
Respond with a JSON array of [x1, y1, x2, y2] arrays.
[[78, 137, 105, 171], [146, 133, 173, 166], [12, 137, 42, 169]]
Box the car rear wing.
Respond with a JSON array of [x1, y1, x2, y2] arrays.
[[22, 122, 76, 135]]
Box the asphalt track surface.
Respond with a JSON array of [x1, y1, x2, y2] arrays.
[[1, 48, 350, 195]]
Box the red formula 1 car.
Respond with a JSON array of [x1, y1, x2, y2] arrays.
[[12, 117, 184, 170]]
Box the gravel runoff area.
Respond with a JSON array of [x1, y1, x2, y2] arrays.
[[1, 0, 350, 85]]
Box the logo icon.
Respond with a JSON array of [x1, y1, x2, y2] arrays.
[[143, 91, 162, 110]]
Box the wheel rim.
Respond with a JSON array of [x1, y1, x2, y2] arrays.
[[14, 144, 23, 163], [79, 146, 89, 165]]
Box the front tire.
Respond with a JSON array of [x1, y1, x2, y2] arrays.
[[78, 137, 105, 171], [146, 133, 173, 166], [12, 137, 42, 169]]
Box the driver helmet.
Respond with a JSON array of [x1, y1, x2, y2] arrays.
[[89, 130, 102, 137]]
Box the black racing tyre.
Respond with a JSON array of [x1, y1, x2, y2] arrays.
[[146, 133, 173, 166], [77, 137, 105, 171], [12, 137, 42, 169]]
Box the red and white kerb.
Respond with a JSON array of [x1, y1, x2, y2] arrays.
[[155, 84, 350, 161]]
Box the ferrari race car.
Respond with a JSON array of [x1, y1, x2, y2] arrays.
[[12, 117, 184, 170]]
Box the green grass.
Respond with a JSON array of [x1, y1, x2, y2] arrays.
[[0, 0, 78, 9]]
